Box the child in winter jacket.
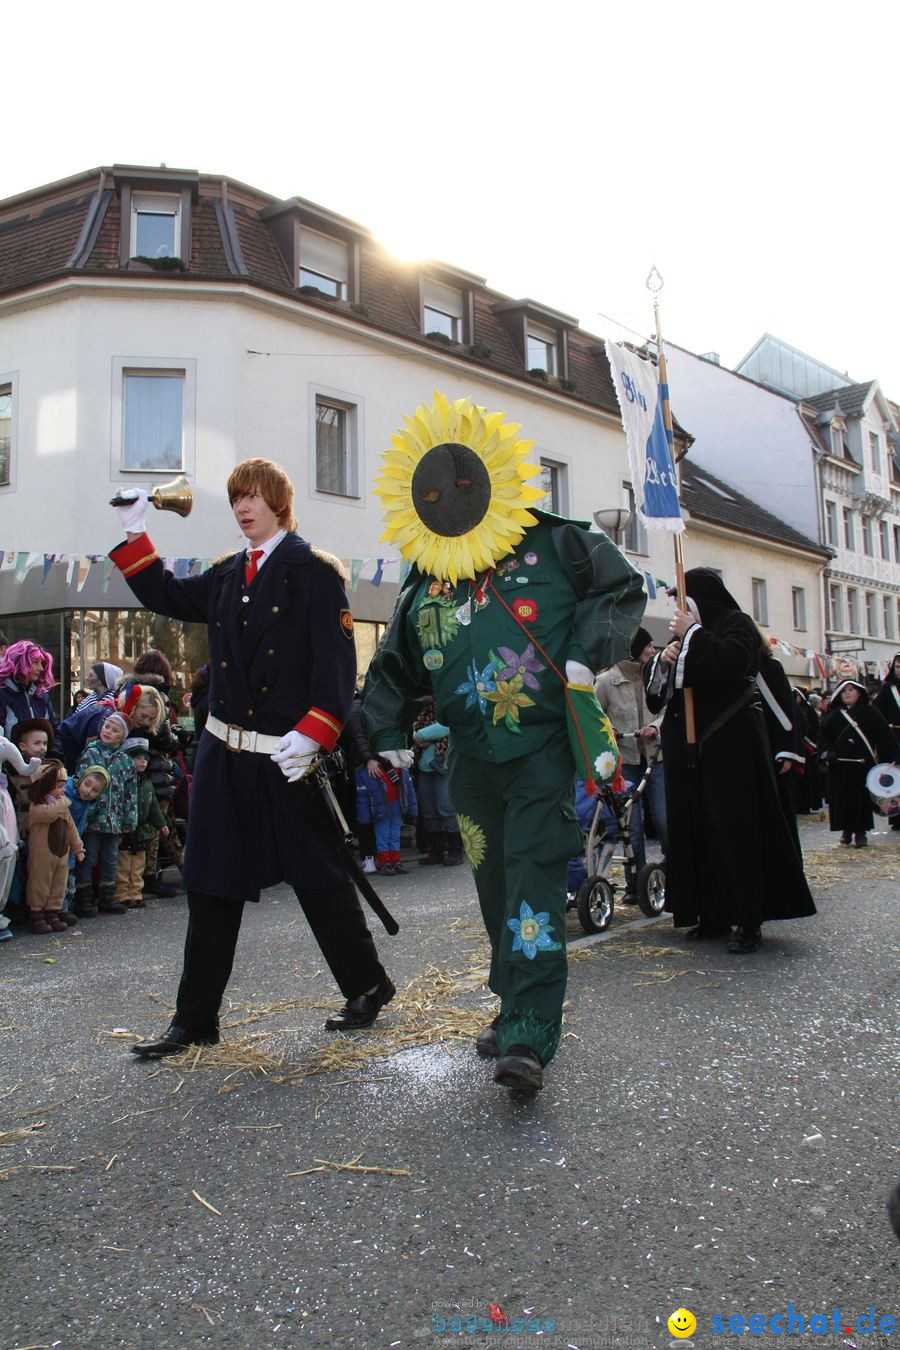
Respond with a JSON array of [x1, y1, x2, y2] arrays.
[[63, 765, 110, 913], [356, 756, 417, 874], [115, 738, 169, 907], [74, 711, 137, 917], [26, 761, 84, 934]]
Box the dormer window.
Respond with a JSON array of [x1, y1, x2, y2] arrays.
[[423, 278, 463, 342], [299, 226, 348, 299], [527, 323, 557, 376], [131, 193, 181, 259]]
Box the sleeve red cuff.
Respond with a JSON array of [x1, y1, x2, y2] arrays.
[[295, 708, 343, 752], [109, 533, 158, 579]]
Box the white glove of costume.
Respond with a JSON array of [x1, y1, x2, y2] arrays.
[[382, 749, 414, 770], [0, 736, 41, 777], [114, 488, 149, 533], [565, 660, 594, 687], [271, 729, 320, 783]]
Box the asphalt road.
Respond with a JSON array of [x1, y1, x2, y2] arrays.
[[1, 816, 897, 1350]]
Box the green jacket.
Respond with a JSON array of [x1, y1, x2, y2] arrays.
[[362, 514, 645, 764], [124, 775, 169, 849]]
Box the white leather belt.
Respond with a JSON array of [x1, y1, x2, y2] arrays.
[[206, 714, 281, 756]]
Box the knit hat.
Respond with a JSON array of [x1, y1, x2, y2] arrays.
[[92, 661, 124, 692], [98, 710, 131, 737], [123, 737, 150, 756], [629, 627, 653, 661], [75, 764, 110, 791], [9, 717, 54, 747]]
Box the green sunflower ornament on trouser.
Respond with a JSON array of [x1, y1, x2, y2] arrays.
[[362, 393, 645, 1091]]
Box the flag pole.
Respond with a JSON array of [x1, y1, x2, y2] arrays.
[[647, 266, 697, 749]]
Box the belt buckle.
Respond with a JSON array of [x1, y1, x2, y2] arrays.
[[225, 723, 245, 752]]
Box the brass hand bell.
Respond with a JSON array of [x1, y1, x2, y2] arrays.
[[110, 474, 193, 518]]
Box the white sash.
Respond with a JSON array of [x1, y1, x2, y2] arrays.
[[840, 709, 876, 763], [755, 673, 792, 732]]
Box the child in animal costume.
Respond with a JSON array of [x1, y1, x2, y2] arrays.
[[0, 734, 43, 941], [362, 393, 644, 1093], [5, 717, 55, 918], [26, 761, 85, 934]]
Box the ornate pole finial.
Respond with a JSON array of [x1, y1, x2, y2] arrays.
[[646, 264, 664, 296]]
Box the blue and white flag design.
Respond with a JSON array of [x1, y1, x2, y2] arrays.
[[606, 340, 684, 533]]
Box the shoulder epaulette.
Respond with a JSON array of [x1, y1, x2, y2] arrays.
[[210, 549, 239, 567], [310, 547, 348, 581]]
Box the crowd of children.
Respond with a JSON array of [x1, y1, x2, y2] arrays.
[[0, 675, 176, 940]]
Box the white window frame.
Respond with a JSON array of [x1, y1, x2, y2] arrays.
[[865, 591, 878, 638], [622, 481, 649, 556], [842, 506, 855, 551], [862, 515, 874, 557], [533, 456, 570, 516], [298, 227, 349, 299], [883, 595, 895, 641], [308, 385, 363, 504], [879, 518, 890, 561], [868, 430, 881, 473], [829, 583, 844, 632], [130, 192, 182, 260], [847, 587, 860, 634], [0, 370, 17, 492], [792, 586, 807, 632], [824, 499, 838, 547], [751, 577, 768, 626], [110, 356, 196, 480], [526, 322, 557, 375], [423, 278, 463, 342]]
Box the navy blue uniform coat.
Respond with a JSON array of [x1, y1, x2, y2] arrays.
[[110, 532, 357, 901]]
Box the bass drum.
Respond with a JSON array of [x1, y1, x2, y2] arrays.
[[866, 763, 900, 817]]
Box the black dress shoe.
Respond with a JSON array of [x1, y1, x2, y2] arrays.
[[493, 1044, 543, 1093], [727, 926, 762, 954], [131, 1024, 220, 1058], [475, 1015, 501, 1059], [324, 979, 395, 1031], [142, 876, 180, 898]]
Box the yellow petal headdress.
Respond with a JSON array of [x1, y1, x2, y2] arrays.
[[374, 392, 546, 585]]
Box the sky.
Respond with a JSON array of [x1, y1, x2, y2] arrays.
[[7, 0, 899, 397]]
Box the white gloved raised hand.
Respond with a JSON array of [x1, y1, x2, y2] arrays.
[[114, 488, 149, 533], [271, 729, 320, 783], [565, 660, 594, 687], [382, 749, 414, 770]]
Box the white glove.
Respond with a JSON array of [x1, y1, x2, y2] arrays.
[[114, 488, 149, 533], [271, 729, 320, 783], [382, 749, 414, 770], [565, 660, 594, 687]]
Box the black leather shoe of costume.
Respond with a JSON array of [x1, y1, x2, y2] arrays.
[[475, 1015, 501, 1058], [727, 926, 762, 954], [324, 979, 396, 1031], [493, 1044, 544, 1093], [131, 1024, 220, 1058]]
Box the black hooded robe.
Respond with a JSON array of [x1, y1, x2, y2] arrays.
[[645, 569, 815, 932], [817, 682, 898, 834]]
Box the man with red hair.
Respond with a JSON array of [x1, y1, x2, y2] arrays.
[[109, 458, 394, 1057]]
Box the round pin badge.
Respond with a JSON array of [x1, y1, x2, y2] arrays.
[[523, 551, 538, 566], [423, 649, 445, 671]]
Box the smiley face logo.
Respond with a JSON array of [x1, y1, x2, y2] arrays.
[[667, 1307, 697, 1339]]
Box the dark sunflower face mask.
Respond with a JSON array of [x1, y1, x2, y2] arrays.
[[374, 392, 545, 584]]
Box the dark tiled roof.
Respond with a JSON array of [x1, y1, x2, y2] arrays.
[[802, 382, 874, 418], [0, 165, 629, 422], [681, 461, 827, 555]]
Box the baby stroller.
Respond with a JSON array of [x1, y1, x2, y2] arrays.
[[567, 751, 667, 934]]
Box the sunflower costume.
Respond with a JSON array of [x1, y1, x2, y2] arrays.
[[363, 394, 645, 1076]]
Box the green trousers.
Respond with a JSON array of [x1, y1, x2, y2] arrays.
[[448, 739, 582, 1065]]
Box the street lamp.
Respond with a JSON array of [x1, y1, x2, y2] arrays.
[[593, 507, 632, 539]]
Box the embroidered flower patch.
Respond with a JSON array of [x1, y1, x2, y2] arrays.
[[455, 658, 500, 714], [484, 675, 535, 732], [508, 901, 562, 959], [511, 597, 538, 623], [495, 642, 545, 690]]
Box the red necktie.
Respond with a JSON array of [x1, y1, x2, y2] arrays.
[[245, 549, 264, 585]]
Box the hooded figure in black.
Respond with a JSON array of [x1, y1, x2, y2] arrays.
[[645, 568, 815, 952], [872, 653, 900, 830], [817, 680, 898, 845]]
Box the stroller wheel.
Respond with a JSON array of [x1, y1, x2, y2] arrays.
[[576, 876, 614, 934], [636, 861, 667, 917]]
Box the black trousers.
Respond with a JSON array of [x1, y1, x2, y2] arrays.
[[174, 884, 388, 1032]]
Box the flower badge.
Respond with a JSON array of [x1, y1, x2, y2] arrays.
[[484, 674, 535, 732], [456, 658, 500, 714], [511, 597, 538, 624], [456, 813, 487, 870], [508, 901, 562, 959], [594, 750, 618, 782], [496, 643, 545, 691]]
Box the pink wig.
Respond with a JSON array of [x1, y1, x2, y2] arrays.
[[0, 640, 56, 693]]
